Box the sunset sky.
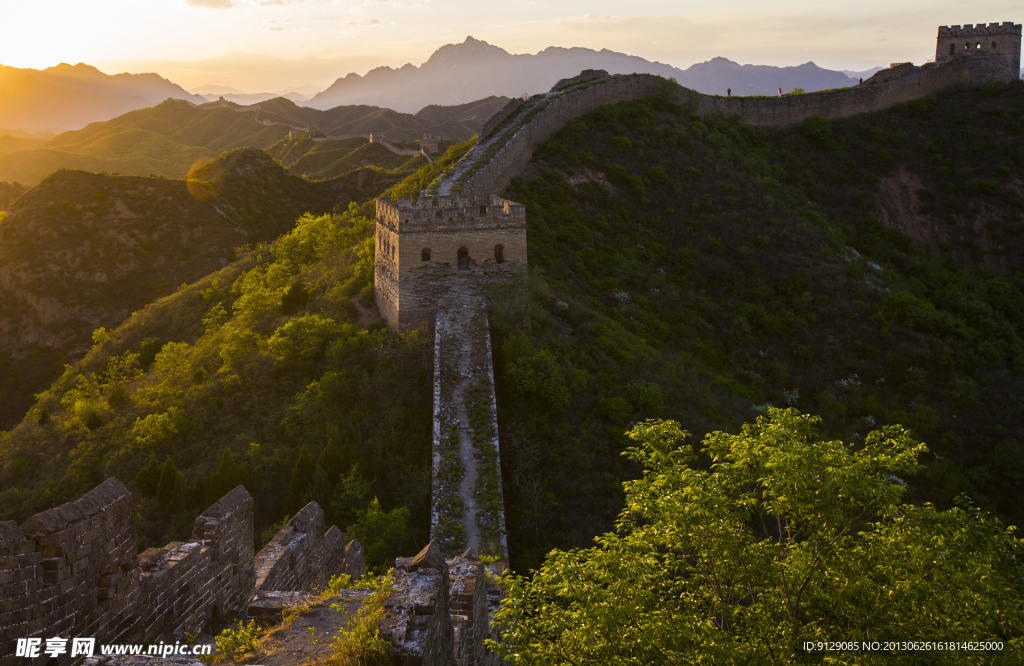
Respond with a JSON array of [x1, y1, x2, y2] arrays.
[[1, 0, 1019, 92]]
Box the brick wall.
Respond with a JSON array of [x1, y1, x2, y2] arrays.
[[374, 195, 527, 328], [936, 22, 1021, 78], [0, 480, 254, 666], [452, 52, 1016, 200], [0, 482, 366, 666], [253, 501, 348, 593]]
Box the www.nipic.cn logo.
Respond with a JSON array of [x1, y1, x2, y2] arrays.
[[15, 638, 213, 659]]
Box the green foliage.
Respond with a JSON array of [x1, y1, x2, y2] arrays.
[[138, 337, 164, 367], [215, 619, 262, 658], [205, 448, 251, 505], [284, 444, 316, 517], [800, 115, 832, 144], [135, 455, 161, 497], [503, 332, 589, 410], [496, 83, 1024, 571], [130, 407, 186, 451], [281, 282, 310, 314], [346, 498, 412, 573], [495, 411, 1024, 664], [328, 573, 393, 665], [156, 456, 187, 514]]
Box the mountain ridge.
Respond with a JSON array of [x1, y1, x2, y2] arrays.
[[307, 36, 860, 111]]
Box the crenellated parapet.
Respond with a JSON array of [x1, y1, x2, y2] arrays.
[[936, 21, 1021, 78], [374, 194, 527, 328], [0, 480, 363, 666]]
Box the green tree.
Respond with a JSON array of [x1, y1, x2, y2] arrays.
[[284, 444, 316, 516], [346, 497, 411, 573], [205, 448, 250, 506], [329, 464, 371, 529], [135, 454, 161, 496], [156, 456, 187, 515], [494, 410, 1024, 664]]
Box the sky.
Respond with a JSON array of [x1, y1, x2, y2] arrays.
[[0, 0, 1019, 92]]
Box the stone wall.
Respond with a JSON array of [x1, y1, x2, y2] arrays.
[[379, 545, 493, 666], [0, 482, 367, 666], [253, 501, 351, 593], [691, 58, 970, 126], [936, 22, 1021, 79], [374, 195, 527, 328], [451, 49, 1016, 199], [550, 69, 609, 92], [456, 74, 663, 197], [0, 480, 254, 666], [479, 99, 525, 140]]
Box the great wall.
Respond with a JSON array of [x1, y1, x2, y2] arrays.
[[1, 21, 1021, 666]]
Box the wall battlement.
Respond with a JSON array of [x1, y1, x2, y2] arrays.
[[0, 480, 361, 666], [374, 194, 527, 328], [936, 21, 1021, 77], [938, 22, 1020, 35]]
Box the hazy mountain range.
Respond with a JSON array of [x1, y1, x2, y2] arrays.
[[0, 95, 505, 186], [0, 39, 885, 134], [0, 63, 205, 132], [307, 36, 868, 112]]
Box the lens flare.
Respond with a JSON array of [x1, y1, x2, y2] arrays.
[[186, 157, 224, 200]]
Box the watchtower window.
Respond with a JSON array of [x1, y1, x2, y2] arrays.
[[495, 244, 505, 263], [436, 210, 443, 219], [949, 43, 955, 55], [479, 205, 487, 216], [992, 41, 997, 48], [421, 248, 431, 261], [457, 246, 470, 271], [964, 43, 969, 50], [976, 43, 981, 49]]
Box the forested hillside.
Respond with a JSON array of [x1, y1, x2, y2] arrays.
[[2, 79, 1023, 585], [0, 148, 402, 431], [0, 141, 477, 569], [490, 79, 1024, 568], [0, 100, 290, 186], [0, 95, 499, 186]]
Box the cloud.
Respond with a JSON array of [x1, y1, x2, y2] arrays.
[[185, 0, 233, 8], [347, 18, 382, 26]]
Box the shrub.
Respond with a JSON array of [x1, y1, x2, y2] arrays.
[[800, 115, 832, 144], [215, 619, 262, 658]]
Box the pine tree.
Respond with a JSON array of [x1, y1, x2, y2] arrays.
[[316, 443, 346, 489], [156, 456, 186, 514], [206, 448, 249, 506], [283, 444, 316, 517], [136, 454, 162, 497]]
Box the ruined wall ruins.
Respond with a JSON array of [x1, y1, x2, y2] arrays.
[[379, 544, 502, 666], [0, 480, 253, 666], [1, 481, 363, 666], [374, 195, 527, 328], [253, 501, 361, 594]]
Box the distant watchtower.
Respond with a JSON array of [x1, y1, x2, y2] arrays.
[[374, 194, 527, 327], [936, 22, 1022, 82]]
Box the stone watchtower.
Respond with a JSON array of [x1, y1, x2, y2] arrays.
[[374, 194, 527, 327], [936, 22, 1022, 82]]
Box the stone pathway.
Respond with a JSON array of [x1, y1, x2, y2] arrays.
[[431, 289, 508, 557]]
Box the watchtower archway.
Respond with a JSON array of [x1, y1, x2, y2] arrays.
[[457, 246, 471, 271]]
